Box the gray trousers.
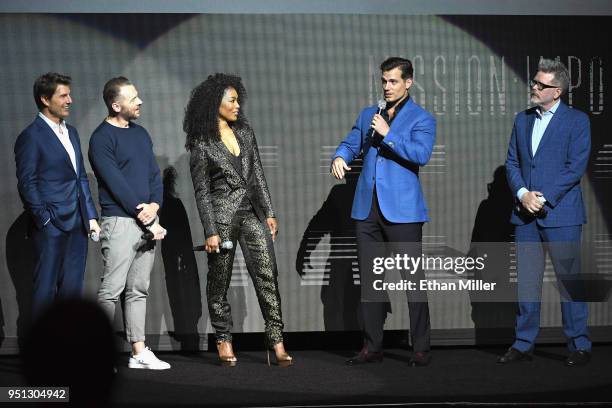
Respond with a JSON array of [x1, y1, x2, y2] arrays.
[[98, 216, 156, 343]]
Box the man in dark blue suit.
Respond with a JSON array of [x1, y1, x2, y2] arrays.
[[500, 59, 592, 366], [15, 73, 100, 318], [332, 57, 436, 366]]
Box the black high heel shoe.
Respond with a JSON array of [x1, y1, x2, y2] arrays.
[[266, 342, 293, 367]]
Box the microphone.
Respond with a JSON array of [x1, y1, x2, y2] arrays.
[[516, 204, 547, 219], [193, 241, 234, 252], [90, 230, 103, 242], [141, 226, 168, 241], [370, 99, 387, 147]]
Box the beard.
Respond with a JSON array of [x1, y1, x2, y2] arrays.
[[121, 107, 140, 121]]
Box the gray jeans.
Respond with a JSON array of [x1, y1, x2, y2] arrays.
[[97, 216, 156, 343]]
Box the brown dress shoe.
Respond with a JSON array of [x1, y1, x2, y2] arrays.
[[346, 348, 383, 365], [409, 351, 431, 366]]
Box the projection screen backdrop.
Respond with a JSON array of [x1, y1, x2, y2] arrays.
[[0, 12, 610, 352]]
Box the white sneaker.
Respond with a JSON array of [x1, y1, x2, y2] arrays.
[[128, 347, 171, 370]]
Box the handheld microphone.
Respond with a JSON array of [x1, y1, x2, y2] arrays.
[[369, 99, 387, 147], [516, 204, 547, 219], [193, 241, 234, 252], [90, 231, 102, 242], [141, 226, 168, 240]]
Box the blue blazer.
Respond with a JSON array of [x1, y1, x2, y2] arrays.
[[505, 101, 591, 227], [15, 115, 98, 232], [333, 97, 436, 223]]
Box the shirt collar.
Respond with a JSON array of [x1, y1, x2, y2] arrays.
[[536, 99, 560, 118], [38, 112, 66, 131], [386, 94, 410, 114], [382, 95, 410, 123]]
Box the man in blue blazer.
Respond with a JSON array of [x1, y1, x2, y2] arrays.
[[15, 73, 100, 318], [500, 59, 592, 366], [332, 57, 436, 366]]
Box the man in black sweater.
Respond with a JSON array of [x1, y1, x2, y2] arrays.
[[89, 77, 169, 370]]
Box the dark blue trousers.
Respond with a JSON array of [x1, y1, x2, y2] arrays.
[[31, 219, 88, 318], [513, 222, 591, 352]]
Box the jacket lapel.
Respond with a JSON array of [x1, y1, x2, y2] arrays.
[[35, 116, 76, 174], [389, 96, 415, 129], [67, 127, 80, 175], [236, 127, 250, 181], [525, 108, 537, 159], [212, 136, 245, 183]]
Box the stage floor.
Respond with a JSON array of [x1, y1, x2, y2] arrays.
[[0, 345, 611, 407]]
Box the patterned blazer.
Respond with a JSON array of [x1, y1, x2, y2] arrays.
[[190, 126, 275, 238]]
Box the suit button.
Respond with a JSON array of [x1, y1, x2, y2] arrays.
[[531, 164, 535, 168]]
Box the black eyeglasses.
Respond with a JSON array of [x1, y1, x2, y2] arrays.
[[529, 79, 559, 91]]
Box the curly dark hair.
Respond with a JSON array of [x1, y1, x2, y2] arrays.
[[184, 73, 249, 151]]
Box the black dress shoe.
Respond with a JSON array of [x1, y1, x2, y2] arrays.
[[497, 347, 533, 364], [409, 351, 431, 367], [566, 350, 591, 366], [346, 349, 383, 365]]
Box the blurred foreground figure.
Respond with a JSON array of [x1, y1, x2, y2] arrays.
[[23, 299, 117, 407]]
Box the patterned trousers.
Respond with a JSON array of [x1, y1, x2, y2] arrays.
[[207, 210, 284, 346]]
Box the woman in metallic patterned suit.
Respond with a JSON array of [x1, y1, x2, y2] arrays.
[[185, 73, 291, 367]]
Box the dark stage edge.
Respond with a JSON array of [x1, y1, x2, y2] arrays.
[[0, 345, 611, 407]]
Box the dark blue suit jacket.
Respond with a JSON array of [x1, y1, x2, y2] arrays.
[[15, 115, 98, 232], [333, 97, 436, 223], [505, 102, 591, 227]]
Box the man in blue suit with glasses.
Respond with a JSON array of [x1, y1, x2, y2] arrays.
[[15, 73, 100, 318], [332, 57, 436, 367], [500, 59, 592, 366]]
